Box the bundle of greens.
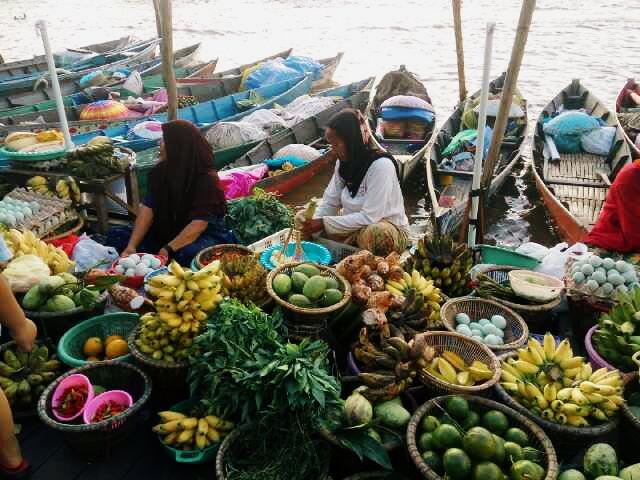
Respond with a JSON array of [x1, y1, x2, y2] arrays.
[[225, 188, 293, 245]]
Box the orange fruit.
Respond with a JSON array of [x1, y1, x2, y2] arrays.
[[83, 337, 104, 358], [105, 335, 124, 346], [105, 339, 129, 359], [86, 356, 100, 362]]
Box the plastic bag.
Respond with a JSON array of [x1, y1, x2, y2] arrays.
[[581, 126, 616, 156], [543, 111, 601, 154], [219, 165, 268, 200], [205, 122, 266, 149], [264, 155, 309, 169], [283, 56, 324, 80], [441, 129, 478, 157], [536, 242, 589, 278], [274, 144, 321, 162], [72, 234, 119, 272], [243, 59, 301, 90], [515, 242, 549, 261], [2, 255, 51, 293]]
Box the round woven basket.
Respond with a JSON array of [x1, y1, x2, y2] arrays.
[[622, 372, 640, 432], [494, 350, 621, 440], [37, 361, 152, 458], [440, 297, 528, 351], [406, 395, 558, 480], [127, 328, 189, 391], [193, 244, 253, 271], [417, 331, 500, 395], [266, 262, 351, 323]]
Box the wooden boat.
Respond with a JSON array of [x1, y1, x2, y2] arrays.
[[0, 35, 135, 81], [134, 78, 373, 196], [365, 67, 436, 184], [0, 43, 203, 128], [70, 75, 314, 152], [615, 78, 640, 159], [426, 72, 528, 236], [532, 79, 632, 243], [0, 38, 160, 107]]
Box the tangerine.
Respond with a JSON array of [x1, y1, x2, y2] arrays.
[[105, 339, 129, 359], [105, 335, 124, 346], [83, 337, 104, 358], [86, 356, 100, 362]]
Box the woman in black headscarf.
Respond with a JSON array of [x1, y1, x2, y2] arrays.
[[112, 120, 234, 265], [300, 109, 409, 255]]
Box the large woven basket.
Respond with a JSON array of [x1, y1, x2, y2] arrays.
[[57, 313, 139, 368], [266, 262, 351, 324], [406, 395, 558, 480], [494, 351, 621, 442], [127, 328, 189, 391], [417, 331, 500, 395], [37, 361, 152, 458], [440, 297, 528, 351]]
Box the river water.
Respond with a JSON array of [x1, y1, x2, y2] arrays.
[[1, 0, 639, 246]]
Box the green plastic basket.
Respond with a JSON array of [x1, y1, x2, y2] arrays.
[[478, 244, 540, 269], [57, 313, 139, 368], [158, 398, 220, 464], [0, 146, 67, 162]]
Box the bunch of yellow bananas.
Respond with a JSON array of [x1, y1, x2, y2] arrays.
[[26, 176, 52, 197], [152, 410, 234, 451], [425, 350, 494, 386], [500, 333, 624, 426], [3, 229, 73, 274], [386, 269, 442, 308], [145, 260, 223, 334]]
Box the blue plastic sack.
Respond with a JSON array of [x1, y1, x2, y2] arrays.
[[283, 56, 324, 81], [543, 111, 602, 153], [243, 60, 300, 90], [581, 126, 616, 156], [263, 155, 310, 169], [381, 107, 434, 123]]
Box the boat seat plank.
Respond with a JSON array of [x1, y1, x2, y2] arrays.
[[548, 182, 608, 228], [543, 152, 610, 187]]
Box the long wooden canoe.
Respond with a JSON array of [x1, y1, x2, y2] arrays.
[[532, 79, 632, 244], [615, 78, 640, 159], [0, 38, 160, 108], [0, 36, 135, 81], [365, 67, 436, 185], [425, 72, 528, 236]]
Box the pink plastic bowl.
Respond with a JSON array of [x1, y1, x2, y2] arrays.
[[585, 324, 616, 371], [83, 390, 133, 424], [51, 374, 94, 422]]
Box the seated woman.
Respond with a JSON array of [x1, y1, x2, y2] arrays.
[[109, 120, 234, 265], [299, 108, 409, 256], [586, 159, 640, 253]]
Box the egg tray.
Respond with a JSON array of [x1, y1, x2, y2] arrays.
[[3, 188, 76, 239], [564, 257, 640, 304]]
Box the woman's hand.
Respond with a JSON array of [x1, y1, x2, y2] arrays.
[[158, 247, 169, 259], [122, 245, 137, 257], [10, 318, 37, 353], [302, 218, 324, 237]]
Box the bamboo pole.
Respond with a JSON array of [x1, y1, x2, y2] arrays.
[[480, 0, 536, 189], [159, 0, 178, 121], [452, 0, 467, 102], [152, 0, 163, 38]]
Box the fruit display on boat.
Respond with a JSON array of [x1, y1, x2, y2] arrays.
[[271, 263, 345, 309], [219, 252, 269, 305], [423, 350, 494, 387], [453, 312, 508, 346], [136, 261, 224, 363], [65, 143, 131, 179], [3, 229, 74, 273], [407, 234, 473, 297], [415, 396, 548, 480], [500, 334, 624, 426], [4, 130, 64, 153], [153, 409, 234, 451], [592, 286, 640, 371], [0, 343, 62, 410], [568, 255, 639, 299]]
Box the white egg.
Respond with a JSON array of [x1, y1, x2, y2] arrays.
[[4, 214, 16, 227], [30, 202, 40, 212], [13, 211, 24, 223], [470, 329, 483, 337], [478, 319, 491, 327], [484, 334, 501, 346], [494, 328, 505, 338], [455, 313, 471, 325], [150, 257, 162, 268], [602, 258, 615, 270], [481, 323, 496, 336], [141, 254, 155, 264], [115, 264, 125, 274], [128, 254, 141, 265], [119, 258, 135, 269], [491, 314, 507, 330], [471, 335, 484, 343], [456, 324, 472, 336], [125, 268, 136, 277], [134, 263, 148, 275], [468, 322, 481, 331], [21, 206, 32, 217]]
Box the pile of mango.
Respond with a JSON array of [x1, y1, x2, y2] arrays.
[[271, 263, 344, 309]]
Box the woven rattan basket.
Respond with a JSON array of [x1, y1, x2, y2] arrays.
[[440, 297, 528, 351], [266, 262, 351, 322], [494, 351, 621, 442], [406, 395, 558, 480], [193, 244, 254, 271], [417, 331, 501, 395]]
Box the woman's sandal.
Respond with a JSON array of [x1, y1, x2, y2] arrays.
[[0, 459, 30, 479]]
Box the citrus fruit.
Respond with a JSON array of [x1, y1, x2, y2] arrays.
[[462, 426, 496, 461], [504, 427, 529, 447], [420, 415, 440, 433], [105, 338, 129, 359], [443, 448, 472, 480], [460, 410, 480, 430], [418, 432, 434, 452], [104, 335, 124, 346], [504, 441, 524, 463], [446, 396, 470, 420], [421, 450, 442, 472], [432, 424, 462, 451], [473, 461, 503, 480], [482, 410, 509, 435], [558, 470, 586, 480], [85, 356, 100, 362], [83, 337, 104, 357], [492, 434, 505, 465]]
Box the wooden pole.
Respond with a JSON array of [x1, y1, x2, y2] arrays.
[[159, 0, 178, 121], [480, 0, 536, 189], [152, 0, 163, 38], [452, 0, 467, 102]]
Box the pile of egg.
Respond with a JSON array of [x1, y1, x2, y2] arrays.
[[454, 312, 508, 346], [114, 254, 162, 277], [0, 198, 40, 227], [571, 255, 639, 298]]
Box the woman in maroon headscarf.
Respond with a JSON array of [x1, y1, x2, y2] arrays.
[[110, 120, 234, 265]]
